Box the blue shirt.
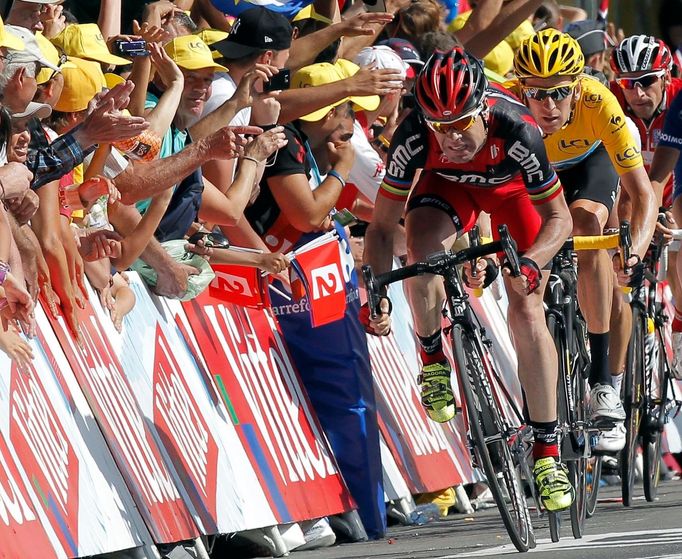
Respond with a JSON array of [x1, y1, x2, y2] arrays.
[[659, 90, 682, 197]]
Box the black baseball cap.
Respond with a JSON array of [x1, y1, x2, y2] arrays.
[[378, 38, 424, 66], [213, 6, 293, 60]]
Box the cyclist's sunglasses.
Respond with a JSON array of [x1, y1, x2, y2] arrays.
[[521, 82, 577, 102], [616, 71, 665, 90], [426, 110, 481, 134]]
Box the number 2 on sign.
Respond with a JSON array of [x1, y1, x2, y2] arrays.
[[311, 264, 343, 300]]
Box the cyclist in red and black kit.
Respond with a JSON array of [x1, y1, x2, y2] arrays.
[[610, 35, 682, 378], [363, 47, 575, 512]]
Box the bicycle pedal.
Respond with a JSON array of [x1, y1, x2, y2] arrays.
[[590, 418, 618, 430]]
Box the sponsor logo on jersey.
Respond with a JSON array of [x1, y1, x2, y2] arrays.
[[609, 113, 625, 133], [616, 145, 642, 168], [508, 140, 543, 182], [659, 132, 682, 145], [653, 128, 662, 146], [583, 92, 603, 109], [387, 133, 423, 179], [490, 144, 499, 159], [436, 171, 513, 185], [558, 138, 592, 152]]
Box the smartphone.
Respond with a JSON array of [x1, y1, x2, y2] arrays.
[[332, 208, 358, 227], [263, 68, 291, 92], [114, 39, 148, 57], [363, 0, 387, 12]]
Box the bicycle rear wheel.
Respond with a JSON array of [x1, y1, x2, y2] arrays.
[[585, 456, 602, 518], [453, 324, 535, 552], [621, 307, 646, 507], [643, 325, 667, 502]]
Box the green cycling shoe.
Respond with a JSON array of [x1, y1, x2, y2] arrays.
[[418, 361, 455, 423], [533, 456, 575, 512]]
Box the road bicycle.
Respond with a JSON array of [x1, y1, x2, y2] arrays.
[[363, 225, 536, 552]]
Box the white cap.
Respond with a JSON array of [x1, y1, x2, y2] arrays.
[[5, 25, 60, 73], [11, 101, 52, 120], [354, 46, 410, 80]]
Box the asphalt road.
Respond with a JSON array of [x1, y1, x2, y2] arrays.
[[294, 479, 682, 559]]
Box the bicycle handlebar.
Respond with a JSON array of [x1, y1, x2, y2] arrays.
[[362, 224, 520, 319]]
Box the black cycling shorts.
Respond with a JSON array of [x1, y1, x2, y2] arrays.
[[558, 144, 619, 213]]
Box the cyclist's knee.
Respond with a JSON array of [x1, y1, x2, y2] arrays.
[[507, 296, 545, 332], [571, 208, 604, 237]]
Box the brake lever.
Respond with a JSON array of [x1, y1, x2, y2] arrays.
[[499, 224, 520, 277], [361, 265, 380, 320]]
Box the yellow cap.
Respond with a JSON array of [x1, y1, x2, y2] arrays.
[[164, 35, 227, 72], [0, 16, 24, 51], [51, 23, 131, 66], [292, 5, 332, 25], [54, 57, 107, 113], [482, 41, 514, 77], [195, 28, 229, 46], [35, 32, 76, 84], [104, 71, 125, 89], [293, 58, 380, 122]]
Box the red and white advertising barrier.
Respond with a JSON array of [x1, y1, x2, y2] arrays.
[[0, 306, 151, 558], [176, 290, 355, 524], [44, 298, 199, 544], [95, 275, 279, 534]]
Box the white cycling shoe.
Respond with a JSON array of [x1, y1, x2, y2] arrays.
[[589, 383, 626, 421], [593, 423, 626, 453], [671, 332, 682, 380]]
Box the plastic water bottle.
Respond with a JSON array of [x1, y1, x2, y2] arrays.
[[408, 503, 441, 525]]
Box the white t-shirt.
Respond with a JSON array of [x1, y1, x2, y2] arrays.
[[348, 119, 385, 202], [192, 71, 251, 127]]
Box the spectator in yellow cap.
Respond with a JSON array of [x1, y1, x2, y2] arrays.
[[51, 23, 131, 67]]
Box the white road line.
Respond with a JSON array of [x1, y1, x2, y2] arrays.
[[437, 528, 682, 557]]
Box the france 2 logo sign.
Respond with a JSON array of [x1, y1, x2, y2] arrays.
[[209, 265, 267, 308], [310, 264, 343, 300]]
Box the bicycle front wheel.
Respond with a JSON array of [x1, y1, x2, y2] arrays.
[[621, 307, 646, 507], [453, 324, 535, 552]]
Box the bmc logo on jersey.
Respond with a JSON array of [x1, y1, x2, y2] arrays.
[[508, 140, 543, 182]]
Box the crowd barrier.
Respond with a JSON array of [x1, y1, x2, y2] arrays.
[[3, 267, 680, 558]]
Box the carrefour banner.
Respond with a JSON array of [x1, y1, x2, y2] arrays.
[[0, 305, 149, 558], [178, 292, 355, 524], [94, 275, 278, 534], [44, 296, 199, 544]]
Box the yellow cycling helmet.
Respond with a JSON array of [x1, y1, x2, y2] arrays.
[[514, 29, 585, 79]]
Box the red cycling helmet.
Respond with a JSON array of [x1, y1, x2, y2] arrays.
[[415, 46, 489, 122], [610, 35, 672, 75]]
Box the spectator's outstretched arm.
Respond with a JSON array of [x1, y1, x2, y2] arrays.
[[143, 42, 184, 137], [191, 0, 232, 31], [99, 0, 122, 41], [277, 67, 402, 124], [288, 12, 394, 72], [0, 204, 11, 264], [454, 0, 504, 45], [116, 125, 259, 204], [463, 0, 544, 59], [127, 22, 169, 118]]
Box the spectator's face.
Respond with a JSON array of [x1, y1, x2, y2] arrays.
[[3, 65, 38, 113], [619, 71, 667, 120], [522, 76, 578, 135], [322, 109, 354, 145], [7, 0, 46, 33], [431, 113, 487, 163], [9, 117, 31, 163], [269, 48, 290, 69], [179, 67, 213, 119]]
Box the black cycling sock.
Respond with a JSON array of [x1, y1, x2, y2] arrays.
[[588, 332, 611, 387], [531, 420, 559, 459], [417, 330, 444, 365]]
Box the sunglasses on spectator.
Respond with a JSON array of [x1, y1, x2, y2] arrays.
[[426, 110, 482, 134], [187, 230, 230, 249], [521, 82, 577, 102], [46, 53, 68, 83], [616, 71, 665, 90]]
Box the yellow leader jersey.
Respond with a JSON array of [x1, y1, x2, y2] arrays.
[[507, 75, 644, 175]]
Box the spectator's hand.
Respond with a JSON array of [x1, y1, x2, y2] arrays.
[[251, 95, 281, 127], [0, 163, 33, 200], [41, 3, 66, 39], [327, 140, 355, 168], [78, 230, 123, 262], [203, 125, 263, 160], [258, 252, 290, 274], [142, 0, 183, 27], [132, 20, 169, 45], [148, 41, 183, 88], [243, 126, 288, 162], [77, 82, 150, 146], [347, 65, 404, 96], [39, 269, 60, 319], [79, 176, 121, 206], [607, 22, 625, 46], [153, 260, 200, 299], [5, 190, 39, 225], [336, 12, 394, 37], [0, 324, 34, 371], [232, 64, 279, 110], [106, 33, 142, 55], [99, 279, 115, 312], [1, 273, 34, 325]]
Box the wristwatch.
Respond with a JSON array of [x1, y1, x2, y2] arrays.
[[0, 260, 10, 287]]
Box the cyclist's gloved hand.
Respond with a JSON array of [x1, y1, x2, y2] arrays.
[[359, 297, 392, 336], [613, 253, 644, 288], [463, 257, 499, 289], [503, 256, 542, 295]]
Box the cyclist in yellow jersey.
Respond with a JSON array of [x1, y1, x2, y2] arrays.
[[510, 30, 658, 453]]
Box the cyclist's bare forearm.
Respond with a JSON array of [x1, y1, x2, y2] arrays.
[[524, 195, 573, 268], [364, 194, 405, 283], [621, 167, 658, 257]]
